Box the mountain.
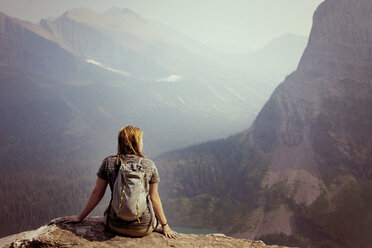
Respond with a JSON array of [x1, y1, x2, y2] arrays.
[[221, 33, 308, 104], [0, 11, 117, 85], [0, 7, 307, 156], [155, 0, 372, 247], [230, 33, 308, 74], [103, 7, 126, 16], [0, 62, 100, 237], [36, 7, 277, 153], [247, 33, 308, 74], [0, 7, 305, 238], [39, 7, 226, 79]]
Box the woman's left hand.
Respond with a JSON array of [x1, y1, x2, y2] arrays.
[[57, 215, 82, 224], [162, 225, 178, 239]]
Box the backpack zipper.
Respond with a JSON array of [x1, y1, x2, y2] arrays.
[[117, 173, 127, 215]]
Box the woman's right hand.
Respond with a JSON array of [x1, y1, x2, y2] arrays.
[[57, 215, 82, 224], [162, 224, 178, 239]]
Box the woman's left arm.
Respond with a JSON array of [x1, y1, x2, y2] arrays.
[[59, 177, 108, 223]]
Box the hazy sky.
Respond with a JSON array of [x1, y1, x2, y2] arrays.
[[0, 0, 324, 53]]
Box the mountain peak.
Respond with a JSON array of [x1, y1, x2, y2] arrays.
[[0, 10, 31, 26], [61, 7, 102, 22], [122, 7, 138, 15], [103, 6, 123, 16], [59, 6, 145, 28], [63, 7, 93, 15], [103, 6, 143, 20]]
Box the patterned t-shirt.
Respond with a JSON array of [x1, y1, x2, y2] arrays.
[[97, 154, 160, 229]]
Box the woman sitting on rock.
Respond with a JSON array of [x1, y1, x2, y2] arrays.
[[59, 125, 177, 238]]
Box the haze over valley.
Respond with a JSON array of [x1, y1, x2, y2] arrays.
[[3, 1, 371, 248]]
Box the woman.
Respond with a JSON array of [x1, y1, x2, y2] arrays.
[[59, 125, 177, 238]]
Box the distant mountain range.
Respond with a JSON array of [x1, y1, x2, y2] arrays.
[[225, 33, 308, 79], [0, 7, 306, 237], [0, 7, 307, 155], [156, 0, 372, 247]]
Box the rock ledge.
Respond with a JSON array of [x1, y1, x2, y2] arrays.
[[0, 217, 294, 247]]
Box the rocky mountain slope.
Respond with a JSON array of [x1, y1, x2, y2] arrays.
[[0, 11, 114, 85], [156, 0, 372, 247], [0, 217, 294, 248]]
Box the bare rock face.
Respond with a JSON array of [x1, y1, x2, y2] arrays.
[[0, 217, 293, 248], [298, 0, 372, 80], [244, 0, 372, 241]]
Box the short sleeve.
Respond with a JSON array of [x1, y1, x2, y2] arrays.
[[149, 165, 160, 184], [96, 158, 108, 181]]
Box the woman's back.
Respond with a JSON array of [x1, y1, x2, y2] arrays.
[[97, 154, 160, 230], [59, 125, 177, 238]]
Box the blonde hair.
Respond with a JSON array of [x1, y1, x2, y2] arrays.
[[115, 125, 145, 165]]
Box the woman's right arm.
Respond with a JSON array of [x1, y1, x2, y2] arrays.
[[59, 177, 108, 223], [149, 182, 177, 239]]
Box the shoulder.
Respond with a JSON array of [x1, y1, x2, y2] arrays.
[[141, 157, 155, 165], [140, 158, 159, 176], [143, 158, 160, 184], [100, 155, 117, 169], [105, 155, 117, 163], [141, 158, 156, 170], [97, 155, 117, 181]]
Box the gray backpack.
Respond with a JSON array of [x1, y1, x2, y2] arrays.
[[111, 157, 147, 222]]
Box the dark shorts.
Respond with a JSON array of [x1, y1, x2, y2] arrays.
[[104, 204, 159, 237]]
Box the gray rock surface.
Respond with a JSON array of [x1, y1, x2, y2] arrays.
[[0, 217, 294, 248]]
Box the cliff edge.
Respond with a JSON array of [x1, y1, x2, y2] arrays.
[[0, 217, 294, 248]]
